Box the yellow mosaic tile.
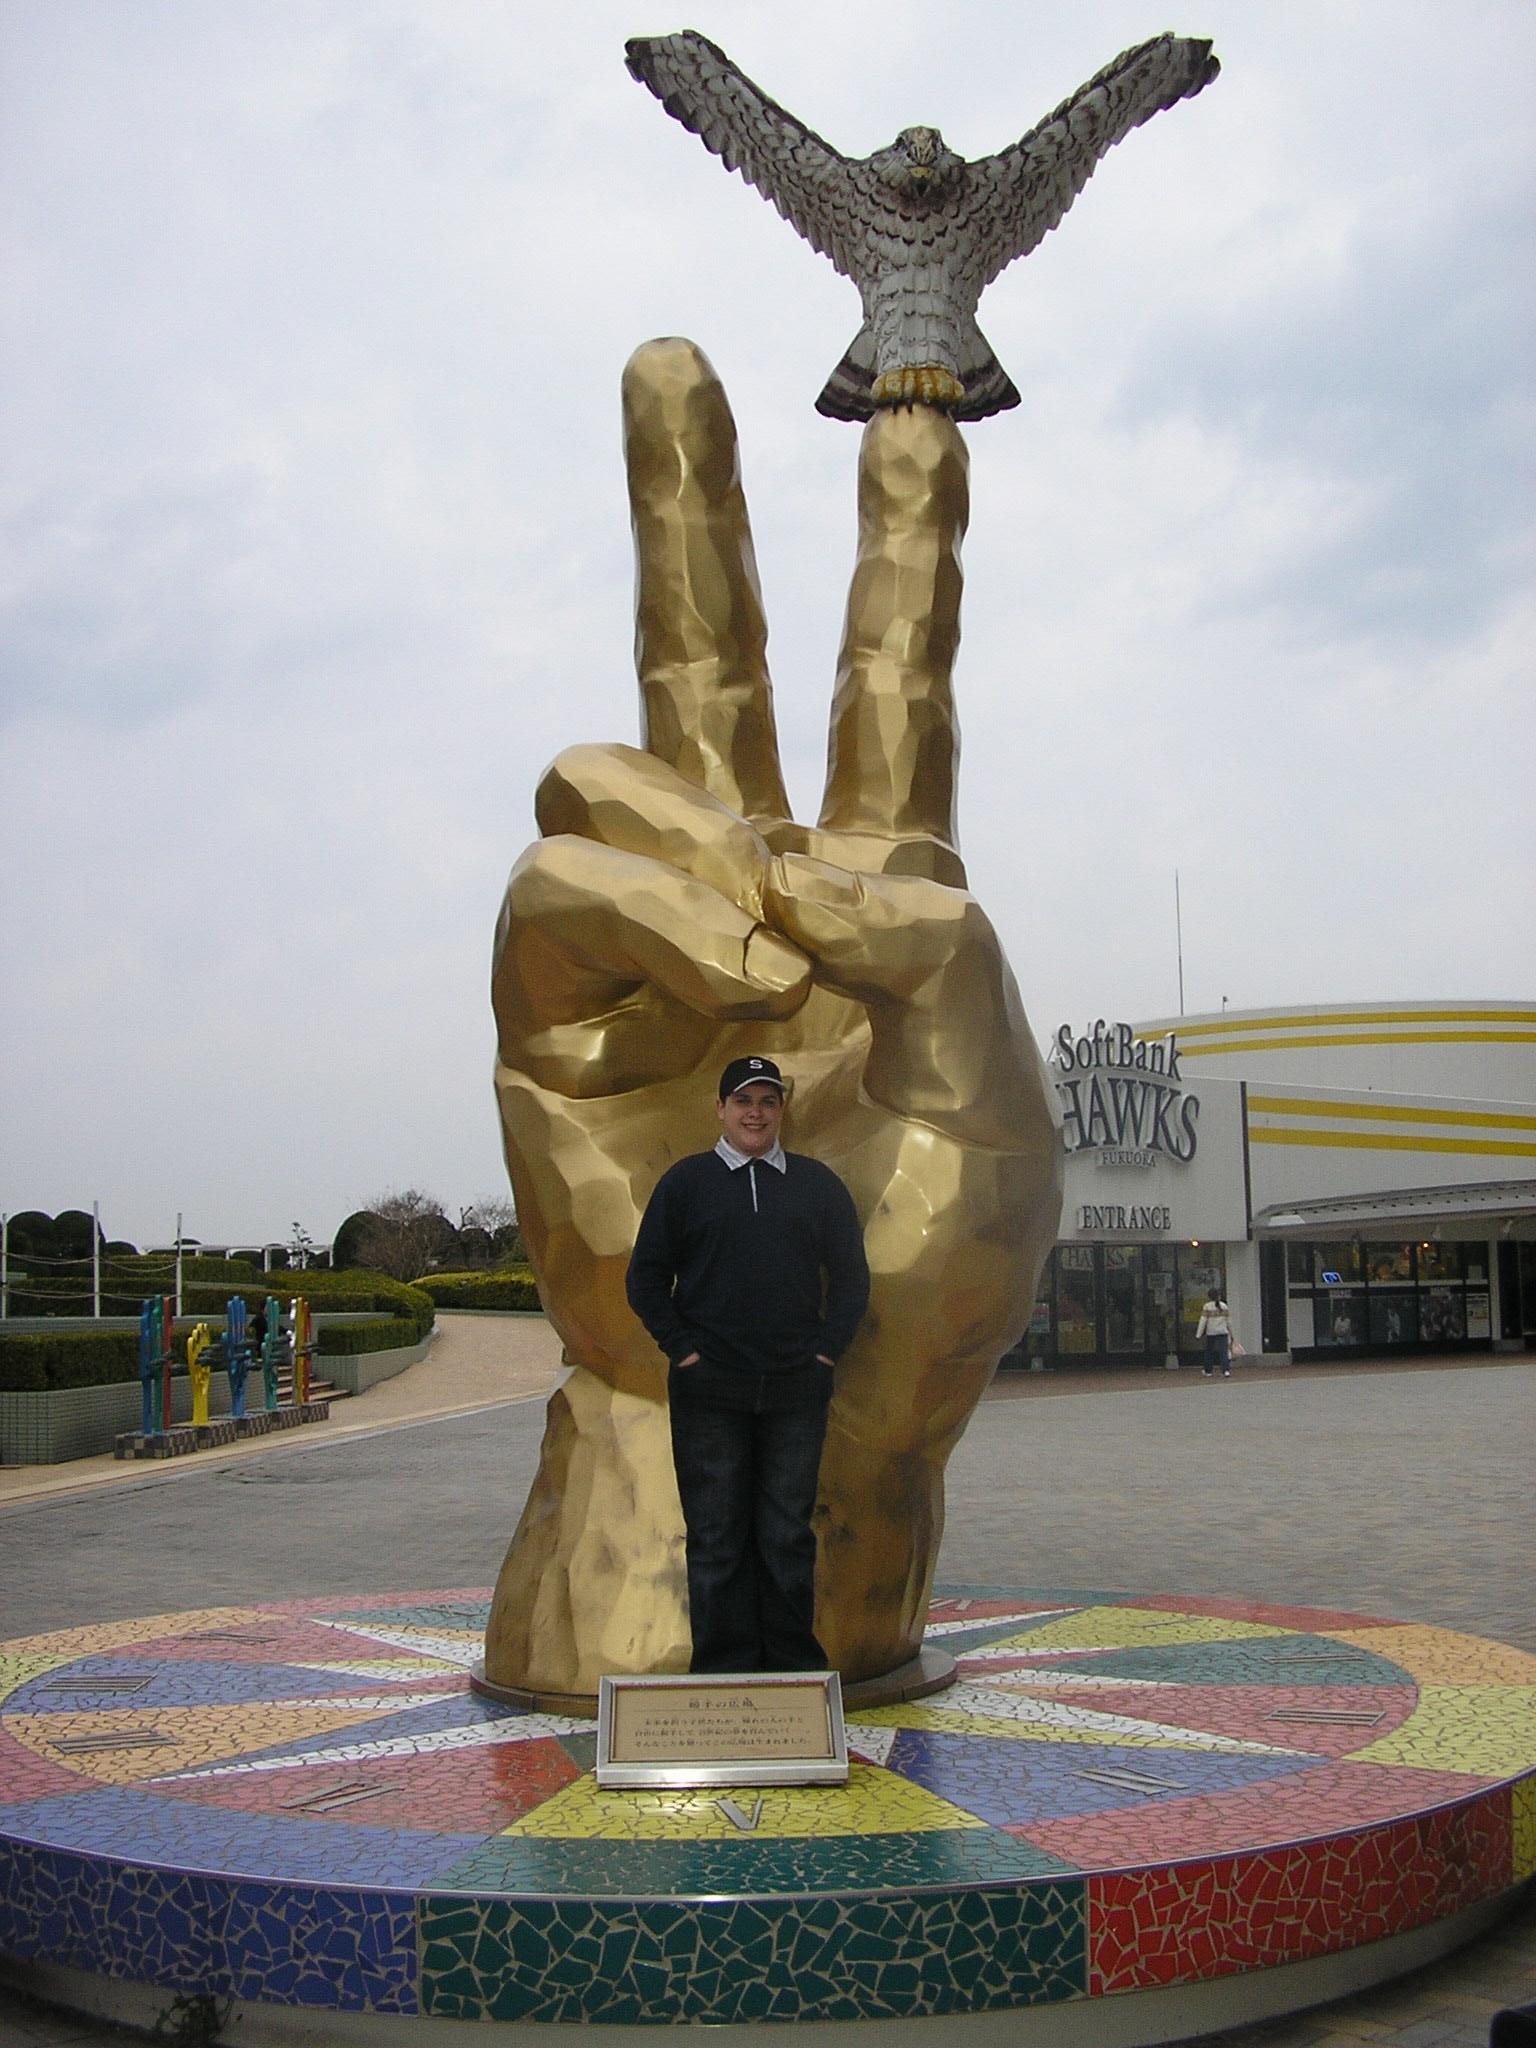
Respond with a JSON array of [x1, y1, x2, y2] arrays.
[[986, 1606, 1286, 1654], [1329, 1626, 1536, 1687], [1512, 1774, 1536, 1883], [1348, 1687, 1536, 1779], [0, 1651, 79, 1705], [501, 1762, 987, 1841], [5, 1699, 419, 1786], [0, 1608, 269, 1659]]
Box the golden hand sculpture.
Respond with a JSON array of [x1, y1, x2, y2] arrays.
[[484, 338, 1061, 1699]]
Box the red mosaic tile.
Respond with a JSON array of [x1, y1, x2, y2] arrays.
[[990, 1683, 1422, 1759], [929, 1597, 1074, 1623], [1088, 1790, 1513, 1990], [1122, 1594, 1399, 1631], [125, 1618, 428, 1668], [155, 1736, 582, 1834], [1029, 1758, 1497, 1869], [0, 1719, 89, 1804]]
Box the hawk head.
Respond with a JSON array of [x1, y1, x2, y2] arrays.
[[872, 126, 964, 201]]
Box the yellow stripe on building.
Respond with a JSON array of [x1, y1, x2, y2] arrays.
[[1248, 1127, 1536, 1158], [1247, 1097, 1536, 1132], [1153, 1008, 1536, 1041], [1165, 1031, 1536, 1059]]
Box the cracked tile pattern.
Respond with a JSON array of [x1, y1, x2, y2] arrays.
[[0, 1586, 1531, 2024]]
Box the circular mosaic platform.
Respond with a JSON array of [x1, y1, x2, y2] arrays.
[[1, 1588, 1533, 2041]]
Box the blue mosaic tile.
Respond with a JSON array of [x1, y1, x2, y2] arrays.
[[6, 1658, 443, 1714], [0, 1837, 230, 1988], [0, 1787, 484, 1890], [419, 1879, 1087, 2022], [886, 1730, 1313, 1831], [222, 1880, 418, 2011]]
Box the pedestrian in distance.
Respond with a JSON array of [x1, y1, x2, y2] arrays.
[[1196, 1290, 1234, 1377], [626, 1054, 870, 1673]]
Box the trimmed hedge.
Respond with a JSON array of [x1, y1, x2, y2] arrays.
[[317, 1316, 431, 1356], [181, 1265, 434, 1337], [414, 1269, 541, 1312], [0, 1332, 142, 1393]]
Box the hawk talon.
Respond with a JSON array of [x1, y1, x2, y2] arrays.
[[872, 365, 967, 411]]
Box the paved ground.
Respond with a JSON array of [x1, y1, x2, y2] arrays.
[[0, 1319, 1531, 2045]]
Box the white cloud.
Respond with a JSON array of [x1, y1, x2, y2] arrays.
[[1, 0, 1532, 1242]]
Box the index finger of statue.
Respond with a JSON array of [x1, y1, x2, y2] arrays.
[[537, 743, 777, 921], [804, 407, 969, 883], [624, 338, 792, 829], [493, 836, 811, 1099]]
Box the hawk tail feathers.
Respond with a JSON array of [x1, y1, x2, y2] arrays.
[[815, 324, 1021, 425], [815, 327, 878, 422], [951, 322, 1021, 422]]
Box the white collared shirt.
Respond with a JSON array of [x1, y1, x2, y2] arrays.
[[715, 1136, 787, 1174], [715, 1135, 786, 1212]]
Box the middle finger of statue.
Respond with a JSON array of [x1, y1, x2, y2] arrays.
[[773, 407, 970, 888], [623, 337, 791, 829]]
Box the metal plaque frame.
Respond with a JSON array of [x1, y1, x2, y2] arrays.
[[596, 1670, 848, 1789]]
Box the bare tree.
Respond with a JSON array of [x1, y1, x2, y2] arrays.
[[460, 1195, 524, 1268], [349, 1189, 457, 1281]]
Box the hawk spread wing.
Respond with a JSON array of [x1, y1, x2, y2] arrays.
[[971, 34, 1220, 289], [625, 32, 860, 277]]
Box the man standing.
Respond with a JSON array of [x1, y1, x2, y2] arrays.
[[626, 1055, 870, 1672]]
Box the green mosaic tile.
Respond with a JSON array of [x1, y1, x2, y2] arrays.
[[418, 1879, 1087, 2022], [1052, 1633, 1412, 1689], [430, 1824, 1071, 1899]]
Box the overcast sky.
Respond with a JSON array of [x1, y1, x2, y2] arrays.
[[3, 1, 1532, 1250]]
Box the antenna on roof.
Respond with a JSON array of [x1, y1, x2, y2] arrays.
[[1174, 869, 1185, 1017]]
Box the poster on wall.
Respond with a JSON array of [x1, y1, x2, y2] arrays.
[[1466, 1290, 1491, 1339]]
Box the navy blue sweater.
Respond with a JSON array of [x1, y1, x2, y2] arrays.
[[626, 1149, 869, 1376]]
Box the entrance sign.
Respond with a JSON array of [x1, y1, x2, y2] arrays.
[[596, 1672, 849, 1789]]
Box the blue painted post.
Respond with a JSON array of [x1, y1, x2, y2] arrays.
[[138, 1300, 157, 1437]]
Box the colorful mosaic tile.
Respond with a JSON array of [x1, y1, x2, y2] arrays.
[[1088, 1791, 1514, 1991], [0, 1586, 1530, 2027], [418, 1881, 1087, 2023], [1513, 1774, 1536, 1883]]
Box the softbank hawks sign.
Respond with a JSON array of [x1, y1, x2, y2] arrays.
[[1050, 1021, 1200, 1168]]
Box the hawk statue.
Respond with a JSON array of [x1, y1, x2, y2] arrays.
[[626, 30, 1219, 422]]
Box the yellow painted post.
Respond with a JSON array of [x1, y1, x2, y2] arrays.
[[187, 1323, 213, 1428]]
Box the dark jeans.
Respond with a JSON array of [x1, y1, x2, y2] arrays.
[[1203, 1332, 1232, 1373], [668, 1364, 830, 1672]]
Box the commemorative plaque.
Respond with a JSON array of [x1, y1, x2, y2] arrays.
[[596, 1671, 849, 1789]]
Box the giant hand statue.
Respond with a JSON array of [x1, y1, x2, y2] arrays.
[[483, 338, 1062, 1700]]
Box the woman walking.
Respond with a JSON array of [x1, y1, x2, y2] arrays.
[[1196, 1291, 1234, 1377]]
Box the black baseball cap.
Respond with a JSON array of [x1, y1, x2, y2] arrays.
[[718, 1055, 786, 1101]]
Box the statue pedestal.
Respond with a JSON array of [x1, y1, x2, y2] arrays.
[[2, 1585, 1531, 2041], [469, 1641, 958, 1718]]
